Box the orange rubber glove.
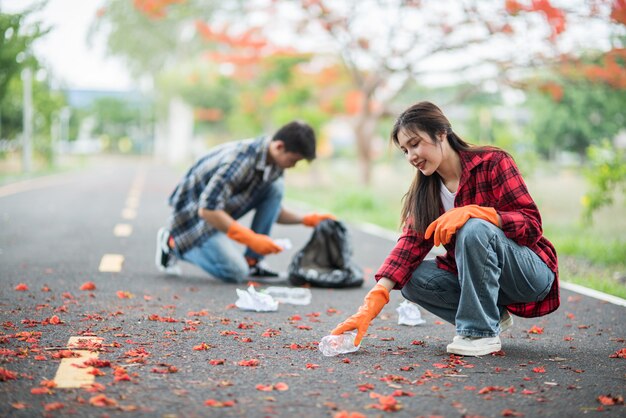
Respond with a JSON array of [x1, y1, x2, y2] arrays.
[[302, 213, 336, 227], [226, 222, 283, 255], [330, 283, 390, 346], [425, 204, 499, 246]]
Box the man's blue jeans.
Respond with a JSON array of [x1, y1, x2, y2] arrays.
[[177, 179, 284, 283], [401, 219, 555, 338]]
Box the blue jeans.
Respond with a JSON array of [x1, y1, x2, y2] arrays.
[[401, 219, 555, 338], [177, 179, 284, 283]]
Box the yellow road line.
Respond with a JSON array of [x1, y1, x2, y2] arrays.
[[0, 175, 70, 198], [53, 336, 103, 388], [98, 254, 124, 272], [113, 223, 133, 237], [121, 208, 137, 220]]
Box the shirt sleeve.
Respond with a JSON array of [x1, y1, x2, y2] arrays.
[[492, 154, 543, 247], [375, 226, 434, 289], [199, 156, 251, 211]]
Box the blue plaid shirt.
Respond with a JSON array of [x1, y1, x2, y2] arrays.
[[167, 136, 283, 254]]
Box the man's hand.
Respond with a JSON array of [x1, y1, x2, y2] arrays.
[[226, 222, 283, 255], [425, 204, 499, 246], [331, 283, 389, 346], [302, 213, 336, 227]]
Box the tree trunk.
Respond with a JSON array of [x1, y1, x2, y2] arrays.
[[354, 105, 376, 185]]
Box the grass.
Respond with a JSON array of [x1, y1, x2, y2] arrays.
[[286, 158, 626, 299]]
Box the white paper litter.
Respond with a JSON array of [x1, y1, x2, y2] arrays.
[[264, 287, 312, 305], [274, 238, 292, 250], [235, 285, 278, 312], [396, 300, 426, 326]]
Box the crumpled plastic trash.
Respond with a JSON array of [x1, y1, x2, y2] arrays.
[[274, 238, 292, 250], [235, 285, 278, 312], [396, 300, 426, 326], [264, 287, 312, 305]]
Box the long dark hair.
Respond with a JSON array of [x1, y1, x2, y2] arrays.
[[391, 101, 491, 233]]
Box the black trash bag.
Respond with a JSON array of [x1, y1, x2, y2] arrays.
[[288, 219, 364, 288]]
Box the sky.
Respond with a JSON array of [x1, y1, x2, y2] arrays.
[[3, 0, 134, 91]]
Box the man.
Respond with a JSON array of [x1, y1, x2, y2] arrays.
[[155, 120, 335, 283]]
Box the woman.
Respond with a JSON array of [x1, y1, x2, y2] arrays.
[[331, 101, 559, 356]]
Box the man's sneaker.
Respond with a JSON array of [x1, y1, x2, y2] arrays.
[[446, 335, 502, 356], [248, 261, 287, 283], [155, 228, 181, 275], [500, 310, 514, 333]]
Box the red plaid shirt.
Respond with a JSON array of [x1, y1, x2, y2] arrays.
[[376, 149, 559, 318]]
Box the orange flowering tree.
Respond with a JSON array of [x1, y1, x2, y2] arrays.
[[250, 0, 624, 184], [91, 0, 219, 78], [522, 1, 626, 220], [191, 19, 355, 137]]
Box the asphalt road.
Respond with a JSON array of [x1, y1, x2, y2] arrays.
[[1, 156, 624, 418]]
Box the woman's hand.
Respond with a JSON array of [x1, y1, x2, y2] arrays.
[[425, 204, 499, 246], [331, 283, 390, 346]]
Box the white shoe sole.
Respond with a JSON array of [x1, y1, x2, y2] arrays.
[[446, 337, 502, 356]]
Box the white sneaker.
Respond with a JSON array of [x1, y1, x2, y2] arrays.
[[446, 335, 501, 356], [155, 227, 180, 275], [500, 310, 514, 333]]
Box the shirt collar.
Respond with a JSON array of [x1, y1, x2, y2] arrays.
[[458, 149, 486, 190], [255, 136, 283, 180]]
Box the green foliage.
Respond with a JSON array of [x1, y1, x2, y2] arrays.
[[581, 140, 626, 222], [0, 71, 66, 157], [528, 80, 626, 159], [89, 0, 220, 79], [0, 3, 48, 104]]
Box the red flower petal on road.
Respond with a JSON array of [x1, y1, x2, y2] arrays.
[[274, 382, 289, 391], [116, 290, 134, 299], [89, 394, 118, 407], [82, 383, 106, 392], [238, 359, 260, 367], [14, 283, 28, 291], [40, 379, 57, 388], [30, 387, 52, 395], [306, 363, 319, 369], [52, 350, 80, 359], [609, 348, 626, 358], [43, 402, 65, 411], [209, 359, 225, 365], [256, 384, 273, 391], [0, 367, 18, 381], [501, 409, 524, 416], [532, 366, 546, 373], [527, 325, 544, 334], [204, 399, 235, 407], [334, 412, 367, 418], [80, 282, 96, 291], [358, 383, 375, 392], [193, 343, 213, 351], [597, 394, 624, 405]]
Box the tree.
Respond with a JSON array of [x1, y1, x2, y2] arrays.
[[0, 3, 48, 105], [246, 0, 622, 184], [0, 3, 66, 166], [91, 0, 212, 77], [524, 2, 626, 220]]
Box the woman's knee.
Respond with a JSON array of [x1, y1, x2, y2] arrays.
[[456, 218, 496, 246]]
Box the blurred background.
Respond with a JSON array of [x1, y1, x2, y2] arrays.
[[1, 0, 625, 297]]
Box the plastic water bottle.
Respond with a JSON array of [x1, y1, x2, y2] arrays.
[[264, 287, 312, 305], [318, 331, 360, 356]]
